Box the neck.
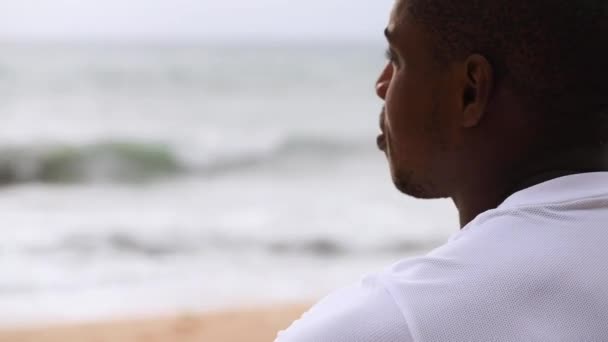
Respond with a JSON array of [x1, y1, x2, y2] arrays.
[[452, 145, 608, 228]]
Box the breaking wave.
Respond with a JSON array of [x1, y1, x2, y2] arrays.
[[0, 136, 373, 184]]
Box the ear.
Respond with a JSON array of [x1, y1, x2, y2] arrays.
[[461, 54, 493, 128]]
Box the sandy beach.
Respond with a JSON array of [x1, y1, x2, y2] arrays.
[[0, 304, 310, 342]]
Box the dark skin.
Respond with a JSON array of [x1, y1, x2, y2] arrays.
[[376, 0, 608, 228]]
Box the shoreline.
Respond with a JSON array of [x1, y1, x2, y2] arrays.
[[0, 303, 310, 342]]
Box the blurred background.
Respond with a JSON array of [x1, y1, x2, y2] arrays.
[[0, 0, 458, 337]]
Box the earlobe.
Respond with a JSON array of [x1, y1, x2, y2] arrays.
[[462, 54, 493, 128], [462, 89, 483, 128]]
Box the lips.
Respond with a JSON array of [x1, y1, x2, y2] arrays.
[[377, 108, 387, 151], [377, 133, 387, 151]]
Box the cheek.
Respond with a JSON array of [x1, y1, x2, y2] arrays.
[[383, 75, 405, 133], [384, 73, 431, 145]]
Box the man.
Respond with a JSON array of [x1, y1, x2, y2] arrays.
[[276, 0, 608, 341]]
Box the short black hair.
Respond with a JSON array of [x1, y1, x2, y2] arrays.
[[406, 0, 608, 128]]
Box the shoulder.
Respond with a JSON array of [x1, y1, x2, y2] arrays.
[[274, 273, 414, 342]]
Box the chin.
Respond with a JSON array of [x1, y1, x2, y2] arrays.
[[390, 168, 445, 199]]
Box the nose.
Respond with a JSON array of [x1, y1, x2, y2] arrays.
[[375, 63, 393, 100]]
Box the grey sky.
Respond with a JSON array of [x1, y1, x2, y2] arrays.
[[0, 0, 393, 43]]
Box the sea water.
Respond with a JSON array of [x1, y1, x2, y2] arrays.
[[0, 43, 458, 327]]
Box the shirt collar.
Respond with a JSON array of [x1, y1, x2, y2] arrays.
[[497, 171, 608, 209], [448, 172, 608, 241]]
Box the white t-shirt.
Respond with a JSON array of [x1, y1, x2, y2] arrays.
[[275, 172, 608, 341]]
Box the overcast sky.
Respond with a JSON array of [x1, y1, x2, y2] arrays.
[[0, 0, 393, 43]]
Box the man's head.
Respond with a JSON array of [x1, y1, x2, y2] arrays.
[[376, 0, 608, 200]]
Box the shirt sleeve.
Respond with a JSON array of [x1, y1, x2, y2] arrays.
[[274, 274, 414, 342]]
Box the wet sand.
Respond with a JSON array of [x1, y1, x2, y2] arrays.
[[0, 304, 310, 342]]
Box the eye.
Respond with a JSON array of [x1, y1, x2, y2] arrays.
[[385, 47, 399, 66]]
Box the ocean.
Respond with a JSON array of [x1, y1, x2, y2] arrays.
[[0, 43, 458, 327]]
